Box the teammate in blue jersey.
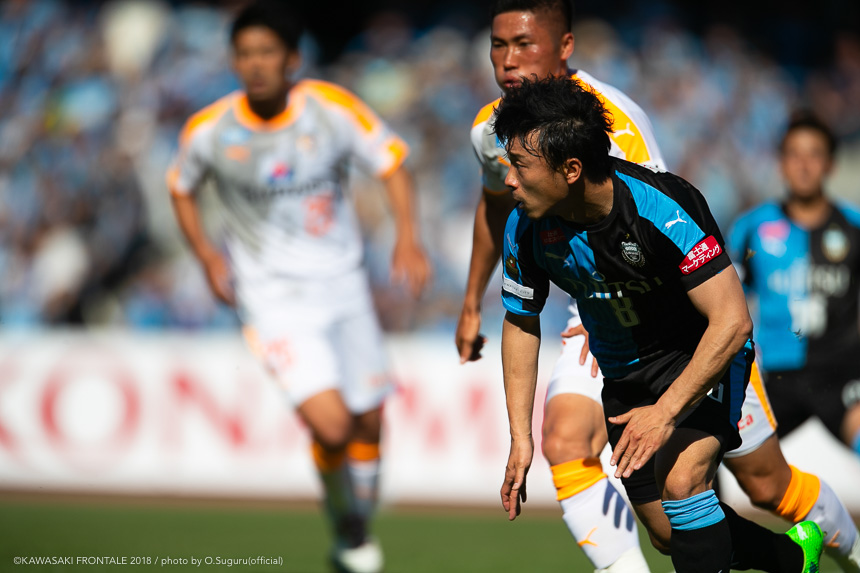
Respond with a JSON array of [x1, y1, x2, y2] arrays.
[[495, 76, 824, 573], [729, 111, 860, 457]]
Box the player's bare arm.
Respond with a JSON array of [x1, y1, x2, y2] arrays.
[[170, 192, 235, 306], [456, 189, 517, 363], [609, 266, 753, 478], [382, 165, 432, 298], [500, 310, 541, 521]]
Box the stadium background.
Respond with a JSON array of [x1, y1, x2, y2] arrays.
[[1, 0, 860, 571]]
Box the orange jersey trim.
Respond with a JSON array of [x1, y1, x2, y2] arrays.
[[233, 92, 304, 132], [571, 73, 654, 165], [179, 94, 236, 146], [303, 79, 380, 134], [749, 362, 778, 431], [378, 138, 410, 180], [472, 98, 500, 128]]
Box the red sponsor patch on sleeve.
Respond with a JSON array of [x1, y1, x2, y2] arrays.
[[680, 235, 722, 275], [540, 228, 565, 245]]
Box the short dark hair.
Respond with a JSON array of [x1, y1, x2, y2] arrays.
[[490, 0, 573, 33], [493, 75, 613, 184], [230, 1, 303, 52], [780, 110, 837, 158]]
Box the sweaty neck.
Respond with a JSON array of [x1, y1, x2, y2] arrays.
[[785, 190, 831, 230], [558, 176, 614, 225]]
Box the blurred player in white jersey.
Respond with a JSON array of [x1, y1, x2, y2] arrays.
[[166, 3, 430, 572], [456, 1, 860, 571]]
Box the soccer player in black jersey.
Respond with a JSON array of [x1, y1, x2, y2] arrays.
[[494, 76, 823, 573]]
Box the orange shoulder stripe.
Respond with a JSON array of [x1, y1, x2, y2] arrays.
[[179, 93, 237, 146], [301, 79, 380, 134], [472, 98, 500, 128]]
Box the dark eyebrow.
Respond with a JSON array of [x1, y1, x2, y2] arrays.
[[490, 33, 533, 43]]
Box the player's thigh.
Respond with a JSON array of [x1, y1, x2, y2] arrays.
[[722, 434, 791, 510], [336, 307, 394, 416], [725, 362, 778, 459], [242, 317, 341, 408], [631, 499, 671, 554]]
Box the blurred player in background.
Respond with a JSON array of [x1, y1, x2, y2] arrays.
[[494, 75, 824, 573], [457, 1, 860, 571], [729, 113, 860, 462], [166, 2, 430, 572]]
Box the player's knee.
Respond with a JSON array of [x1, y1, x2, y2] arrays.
[[739, 477, 783, 511], [540, 427, 594, 466], [662, 476, 706, 502], [312, 420, 353, 453]]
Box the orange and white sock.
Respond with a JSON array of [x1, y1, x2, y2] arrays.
[[347, 441, 381, 521], [552, 458, 649, 572], [775, 465, 858, 561]]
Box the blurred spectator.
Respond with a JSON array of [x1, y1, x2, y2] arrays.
[[1, 0, 859, 332]]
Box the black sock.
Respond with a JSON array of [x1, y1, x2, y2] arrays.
[[671, 518, 733, 573], [720, 502, 803, 572]]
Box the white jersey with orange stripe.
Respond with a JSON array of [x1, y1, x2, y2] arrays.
[[470, 69, 665, 325], [470, 68, 665, 194], [167, 79, 408, 294]]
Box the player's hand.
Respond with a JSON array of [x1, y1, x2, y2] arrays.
[[391, 237, 432, 298], [608, 403, 675, 479], [456, 306, 487, 363], [201, 251, 235, 306], [561, 324, 599, 378], [501, 436, 533, 521]]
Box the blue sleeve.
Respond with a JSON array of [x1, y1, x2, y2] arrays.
[[501, 207, 550, 316]]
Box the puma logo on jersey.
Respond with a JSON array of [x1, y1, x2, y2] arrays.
[[664, 210, 687, 229], [613, 122, 636, 138]]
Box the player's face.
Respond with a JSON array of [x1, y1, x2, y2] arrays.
[[232, 26, 298, 102], [780, 128, 833, 200], [504, 135, 570, 219], [490, 11, 573, 92]]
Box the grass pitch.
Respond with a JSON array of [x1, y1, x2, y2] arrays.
[[0, 496, 851, 572]]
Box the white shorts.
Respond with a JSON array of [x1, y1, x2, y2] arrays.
[[240, 268, 393, 414], [724, 362, 778, 458], [544, 305, 777, 457]]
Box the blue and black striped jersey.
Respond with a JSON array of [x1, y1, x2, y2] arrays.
[[728, 200, 860, 374], [501, 158, 732, 385]]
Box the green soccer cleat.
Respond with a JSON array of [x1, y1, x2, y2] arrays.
[[787, 521, 825, 573]]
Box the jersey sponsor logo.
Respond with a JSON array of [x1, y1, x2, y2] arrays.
[[664, 210, 687, 229], [680, 235, 721, 275], [758, 219, 790, 257], [737, 413, 754, 430], [503, 277, 534, 300], [540, 228, 566, 245], [612, 122, 636, 139], [621, 241, 646, 267], [822, 224, 849, 262], [268, 161, 293, 185]]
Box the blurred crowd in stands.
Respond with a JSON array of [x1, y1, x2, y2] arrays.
[[1, 0, 860, 333]]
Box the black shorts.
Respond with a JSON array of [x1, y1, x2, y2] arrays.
[[765, 367, 860, 442], [602, 346, 753, 504]]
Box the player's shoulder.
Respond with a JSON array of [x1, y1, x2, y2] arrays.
[[472, 97, 501, 129], [573, 69, 643, 113], [179, 91, 241, 145], [735, 201, 784, 227], [835, 200, 860, 228], [298, 78, 382, 131]]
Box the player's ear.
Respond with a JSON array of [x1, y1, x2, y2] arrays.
[[286, 48, 302, 74], [562, 158, 582, 184], [560, 32, 574, 61]]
